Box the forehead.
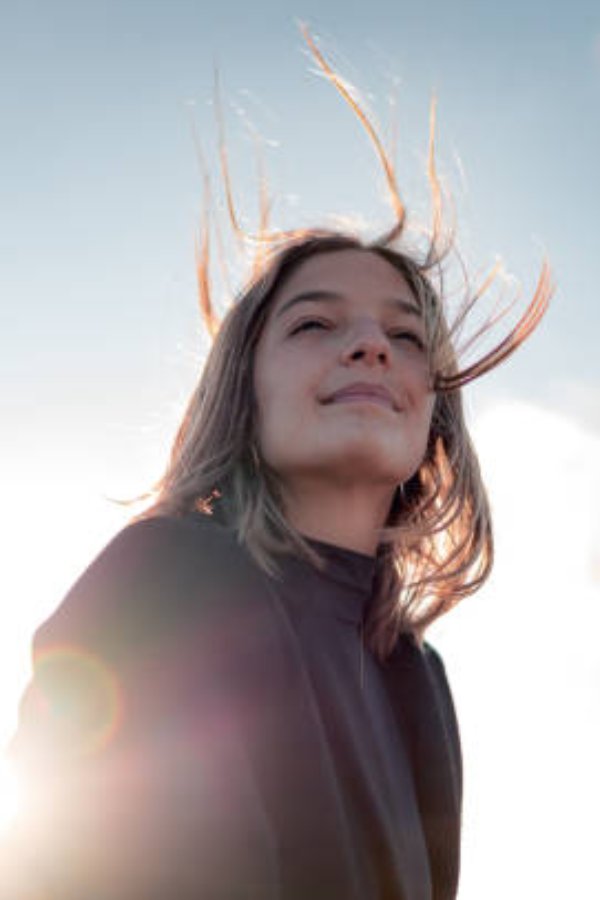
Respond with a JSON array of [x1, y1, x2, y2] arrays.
[[271, 248, 418, 309]]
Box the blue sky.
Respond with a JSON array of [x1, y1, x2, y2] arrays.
[[2, 2, 599, 895], [3, 2, 599, 411]]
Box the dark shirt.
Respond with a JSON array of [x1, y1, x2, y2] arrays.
[[3, 513, 462, 899], [272, 538, 432, 899]]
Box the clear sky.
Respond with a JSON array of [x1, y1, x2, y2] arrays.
[[2, 2, 599, 896]]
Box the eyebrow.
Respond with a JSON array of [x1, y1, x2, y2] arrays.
[[274, 289, 422, 321]]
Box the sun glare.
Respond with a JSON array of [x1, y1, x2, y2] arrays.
[[0, 756, 21, 834]]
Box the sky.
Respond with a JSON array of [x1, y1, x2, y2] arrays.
[[1, 1, 599, 896]]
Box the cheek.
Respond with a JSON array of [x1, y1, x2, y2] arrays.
[[253, 357, 303, 451], [402, 361, 435, 416], [255, 344, 320, 416]]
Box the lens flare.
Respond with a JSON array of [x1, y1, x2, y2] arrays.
[[33, 643, 124, 757]]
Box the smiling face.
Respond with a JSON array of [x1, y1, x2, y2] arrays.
[[253, 248, 436, 499]]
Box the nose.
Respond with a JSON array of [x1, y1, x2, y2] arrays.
[[340, 319, 391, 367]]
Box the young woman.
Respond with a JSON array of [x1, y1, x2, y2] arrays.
[[3, 34, 551, 900]]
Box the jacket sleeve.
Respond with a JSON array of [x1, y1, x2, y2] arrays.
[[1, 515, 277, 899], [379, 634, 463, 900], [420, 640, 463, 900], [422, 641, 463, 807]]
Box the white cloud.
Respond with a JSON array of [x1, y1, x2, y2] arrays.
[[431, 400, 600, 899], [553, 378, 600, 435], [2, 399, 598, 896]]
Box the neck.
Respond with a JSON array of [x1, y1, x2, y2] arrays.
[[280, 480, 396, 557]]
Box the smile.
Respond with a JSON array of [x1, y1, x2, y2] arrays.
[[326, 392, 396, 411], [323, 381, 400, 411]]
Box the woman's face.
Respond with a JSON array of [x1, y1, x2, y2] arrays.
[[253, 248, 436, 493]]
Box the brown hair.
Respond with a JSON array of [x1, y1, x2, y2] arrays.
[[136, 29, 552, 661]]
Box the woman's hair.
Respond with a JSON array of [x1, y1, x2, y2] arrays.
[[136, 29, 552, 661]]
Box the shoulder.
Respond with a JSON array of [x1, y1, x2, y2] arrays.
[[421, 638, 448, 678], [74, 511, 239, 579], [411, 636, 455, 711], [421, 638, 463, 785], [394, 632, 447, 673], [34, 512, 250, 661], [11, 514, 257, 763], [387, 632, 447, 672], [385, 634, 458, 731]]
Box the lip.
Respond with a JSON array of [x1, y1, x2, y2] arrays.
[[323, 382, 399, 411]]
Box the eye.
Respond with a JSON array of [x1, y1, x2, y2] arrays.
[[289, 318, 331, 336], [389, 329, 426, 351]]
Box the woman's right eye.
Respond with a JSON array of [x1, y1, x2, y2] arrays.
[[289, 319, 330, 335]]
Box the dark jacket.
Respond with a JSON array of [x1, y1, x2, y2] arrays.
[[3, 514, 462, 899]]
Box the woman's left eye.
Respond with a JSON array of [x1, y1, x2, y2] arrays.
[[390, 330, 426, 350]]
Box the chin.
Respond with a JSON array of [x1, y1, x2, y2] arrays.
[[319, 441, 413, 482], [266, 429, 424, 485]]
